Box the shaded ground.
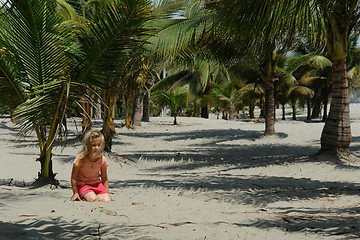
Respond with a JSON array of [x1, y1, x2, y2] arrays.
[[1, 109, 360, 239]]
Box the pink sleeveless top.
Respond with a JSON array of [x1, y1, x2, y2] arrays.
[[74, 155, 109, 185]]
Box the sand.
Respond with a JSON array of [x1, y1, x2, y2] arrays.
[[1, 105, 360, 239]]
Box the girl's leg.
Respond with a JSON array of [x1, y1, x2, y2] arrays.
[[83, 192, 98, 202], [97, 193, 111, 202]]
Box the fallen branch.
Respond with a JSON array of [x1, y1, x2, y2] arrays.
[[128, 224, 168, 229], [168, 221, 195, 227], [128, 222, 195, 229]]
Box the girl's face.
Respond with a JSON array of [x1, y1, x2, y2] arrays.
[[89, 138, 102, 160]]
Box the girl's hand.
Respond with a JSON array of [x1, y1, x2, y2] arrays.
[[71, 193, 81, 201]]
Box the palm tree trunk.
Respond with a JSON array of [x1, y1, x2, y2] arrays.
[[81, 96, 91, 132], [39, 81, 69, 181], [291, 100, 296, 120], [142, 87, 150, 122], [311, 100, 321, 119], [264, 79, 275, 135], [306, 98, 311, 120], [228, 105, 234, 120], [259, 98, 265, 118], [201, 102, 209, 118], [322, 96, 329, 122], [132, 92, 142, 126], [320, 59, 351, 152], [103, 94, 116, 152], [125, 84, 132, 128], [249, 103, 255, 119], [282, 104, 285, 120]]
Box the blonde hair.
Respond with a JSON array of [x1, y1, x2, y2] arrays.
[[78, 130, 105, 160]]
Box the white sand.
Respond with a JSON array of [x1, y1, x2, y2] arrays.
[[2, 105, 360, 239]]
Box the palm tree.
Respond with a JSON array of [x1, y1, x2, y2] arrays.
[[0, 0, 78, 181], [204, 1, 305, 136], [63, 0, 154, 151], [205, 0, 360, 153], [212, 82, 235, 120], [147, 0, 219, 118], [276, 53, 323, 120], [0, 0, 153, 181], [277, 1, 359, 153], [283, 43, 333, 121], [152, 87, 188, 125], [298, 57, 332, 121], [311, 1, 358, 152], [347, 33, 360, 97]]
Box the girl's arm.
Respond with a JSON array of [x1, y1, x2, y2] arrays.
[[101, 167, 110, 192], [71, 164, 81, 201]]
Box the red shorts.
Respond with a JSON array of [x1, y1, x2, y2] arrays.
[[78, 182, 108, 198]]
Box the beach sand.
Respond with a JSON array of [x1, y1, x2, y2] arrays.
[[1, 105, 360, 239]]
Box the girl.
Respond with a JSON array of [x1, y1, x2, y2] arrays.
[[71, 130, 111, 202]]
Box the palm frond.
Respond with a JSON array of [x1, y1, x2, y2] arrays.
[[74, 0, 152, 91], [0, 56, 26, 109], [239, 83, 264, 95], [0, 0, 75, 134], [348, 66, 360, 88], [150, 70, 193, 92], [147, 0, 211, 57], [289, 85, 314, 97], [276, 66, 297, 86], [299, 76, 327, 86]]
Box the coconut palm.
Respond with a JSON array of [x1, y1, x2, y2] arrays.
[[62, 0, 154, 151], [152, 87, 188, 125], [205, 0, 360, 153], [0, 0, 154, 181], [147, 0, 219, 118], [285, 1, 359, 153], [0, 0, 79, 181], [276, 53, 327, 121], [297, 56, 332, 121], [212, 82, 235, 120], [347, 33, 360, 95], [282, 43, 332, 121], [204, 1, 306, 135], [150, 54, 229, 119]]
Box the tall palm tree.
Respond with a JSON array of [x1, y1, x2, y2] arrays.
[[205, 0, 360, 153], [347, 33, 360, 96], [276, 53, 325, 121], [312, 1, 359, 152], [281, 1, 359, 153], [147, 0, 218, 118], [204, 1, 304, 135]]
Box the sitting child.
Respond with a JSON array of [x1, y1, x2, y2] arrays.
[[71, 130, 111, 202]]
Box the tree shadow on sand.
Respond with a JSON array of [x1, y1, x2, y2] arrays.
[[112, 173, 360, 206], [0, 217, 138, 240], [114, 127, 357, 171], [232, 209, 360, 239], [111, 125, 360, 238], [111, 168, 360, 238]]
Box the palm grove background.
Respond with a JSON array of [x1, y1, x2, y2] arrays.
[[0, 0, 360, 182]]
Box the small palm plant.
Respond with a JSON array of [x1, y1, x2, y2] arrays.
[[0, 0, 154, 181], [152, 87, 188, 125], [0, 0, 77, 181]]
